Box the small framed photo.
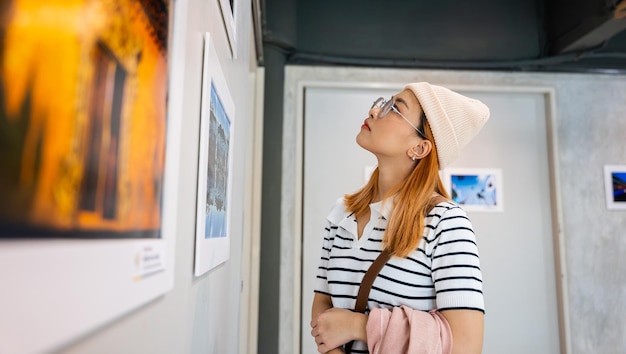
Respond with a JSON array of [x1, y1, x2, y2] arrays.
[[443, 168, 504, 212], [219, 0, 237, 58], [604, 165, 626, 210], [194, 33, 235, 276]]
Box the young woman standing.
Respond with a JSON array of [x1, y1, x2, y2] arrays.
[[310, 82, 490, 354]]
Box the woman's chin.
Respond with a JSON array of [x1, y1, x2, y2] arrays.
[[355, 134, 367, 149]]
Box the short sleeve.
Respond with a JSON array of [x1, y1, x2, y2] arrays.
[[430, 206, 484, 312], [313, 220, 334, 295]]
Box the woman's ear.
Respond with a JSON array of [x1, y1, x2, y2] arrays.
[[408, 140, 432, 161]]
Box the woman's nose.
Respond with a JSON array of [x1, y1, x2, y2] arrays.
[[368, 106, 380, 119]]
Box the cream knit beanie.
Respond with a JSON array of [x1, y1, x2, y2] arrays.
[[404, 82, 490, 170]]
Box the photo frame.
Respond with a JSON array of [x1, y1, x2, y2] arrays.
[[218, 0, 237, 58], [604, 165, 626, 210], [443, 168, 504, 212], [0, 1, 177, 352], [194, 32, 235, 276]]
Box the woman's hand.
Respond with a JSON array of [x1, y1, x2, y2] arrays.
[[310, 308, 367, 353], [324, 349, 345, 354]]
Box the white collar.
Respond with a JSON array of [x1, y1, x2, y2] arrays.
[[369, 199, 394, 220], [326, 197, 395, 225]]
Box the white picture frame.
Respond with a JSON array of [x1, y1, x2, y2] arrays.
[[0, 2, 178, 352], [604, 165, 626, 210], [442, 168, 504, 212], [194, 32, 235, 276], [218, 0, 237, 58]]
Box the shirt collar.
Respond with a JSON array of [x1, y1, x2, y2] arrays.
[[326, 197, 395, 226], [370, 198, 395, 220]]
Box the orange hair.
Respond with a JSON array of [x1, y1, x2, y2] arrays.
[[344, 121, 449, 258]]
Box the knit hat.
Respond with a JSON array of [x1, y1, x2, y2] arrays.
[[404, 82, 490, 170]]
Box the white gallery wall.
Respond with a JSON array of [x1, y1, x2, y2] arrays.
[[56, 0, 257, 353], [281, 66, 626, 354]]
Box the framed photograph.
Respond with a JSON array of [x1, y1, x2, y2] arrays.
[[604, 165, 626, 210], [194, 32, 235, 276], [0, 1, 177, 353], [219, 0, 237, 58], [443, 168, 504, 212]]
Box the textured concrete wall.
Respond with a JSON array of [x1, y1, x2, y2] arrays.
[[279, 66, 626, 354], [554, 76, 626, 354]]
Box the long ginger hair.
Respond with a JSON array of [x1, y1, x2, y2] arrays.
[[344, 119, 449, 258]]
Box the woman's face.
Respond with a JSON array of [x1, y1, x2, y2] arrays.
[[356, 89, 424, 159]]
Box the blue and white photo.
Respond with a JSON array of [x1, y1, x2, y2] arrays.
[[205, 81, 231, 239], [444, 168, 504, 212], [194, 33, 234, 275], [604, 165, 626, 210]]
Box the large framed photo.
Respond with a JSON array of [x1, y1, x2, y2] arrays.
[[194, 32, 235, 276], [0, 1, 177, 353], [443, 168, 504, 212], [604, 165, 626, 210]]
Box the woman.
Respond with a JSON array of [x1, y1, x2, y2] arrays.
[[310, 82, 490, 354]]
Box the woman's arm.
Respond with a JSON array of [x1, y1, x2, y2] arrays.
[[311, 293, 367, 353], [311, 293, 344, 354], [311, 292, 333, 324], [430, 205, 485, 353], [440, 309, 484, 354]]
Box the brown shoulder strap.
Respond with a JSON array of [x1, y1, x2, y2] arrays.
[[344, 250, 392, 354], [354, 249, 392, 313]]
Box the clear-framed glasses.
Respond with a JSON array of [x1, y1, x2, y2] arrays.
[[371, 97, 426, 139]]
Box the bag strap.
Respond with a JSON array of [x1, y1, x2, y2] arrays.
[[344, 249, 392, 354], [355, 194, 443, 309], [354, 249, 392, 313], [346, 196, 445, 353]]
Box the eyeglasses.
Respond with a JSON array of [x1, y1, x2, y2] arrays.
[[371, 97, 426, 139]]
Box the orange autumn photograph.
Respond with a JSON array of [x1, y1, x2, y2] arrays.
[[0, 0, 169, 238]]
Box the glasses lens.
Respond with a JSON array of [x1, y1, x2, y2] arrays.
[[371, 97, 384, 109], [379, 98, 394, 118]]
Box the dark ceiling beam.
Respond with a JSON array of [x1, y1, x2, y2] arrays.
[[262, 0, 297, 51], [551, 1, 626, 54]]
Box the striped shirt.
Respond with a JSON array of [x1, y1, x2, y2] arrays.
[[314, 197, 484, 353]]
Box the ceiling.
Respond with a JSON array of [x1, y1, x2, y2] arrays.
[[260, 0, 626, 73]]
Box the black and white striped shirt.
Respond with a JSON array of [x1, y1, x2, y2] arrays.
[[314, 197, 484, 353]]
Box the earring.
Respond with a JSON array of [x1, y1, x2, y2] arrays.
[[411, 156, 416, 161]]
